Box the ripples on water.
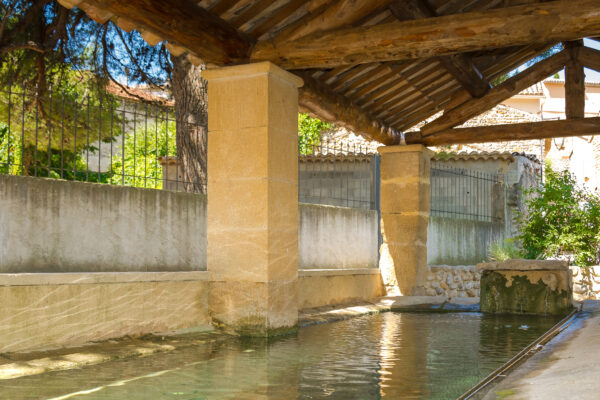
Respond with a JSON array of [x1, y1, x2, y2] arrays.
[[1, 312, 561, 400]]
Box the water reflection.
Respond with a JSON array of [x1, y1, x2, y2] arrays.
[[0, 313, 561, 400]]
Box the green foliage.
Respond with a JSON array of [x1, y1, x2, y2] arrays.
[[488, 239, 525, 262], [518, 163, 600, 266], [434, 150, 457, 160], [0, 74, 122, 154], [0, 123, 22, 175], [298, 113, 332, 154], [109, 120, 176, 189]]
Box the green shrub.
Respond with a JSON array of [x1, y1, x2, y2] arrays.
[[488, 239, 525, 261], [298, 113, 332, 155], [108, 121, 176, 189], [518, 163, 600, 266]]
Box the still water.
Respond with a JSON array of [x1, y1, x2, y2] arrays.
[[1, 312, 561, 400]]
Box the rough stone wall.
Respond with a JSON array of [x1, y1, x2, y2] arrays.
[[571, 266, 600, 300], [425, 265, 600, 300], [424, 265, 481, 298]]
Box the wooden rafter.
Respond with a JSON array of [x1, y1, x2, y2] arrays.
[[269, 0, 391, 44], [251, 0, 600, 69], [580, 46, 600, 73], [420, 50, 570, 135], [388, 0, 490, 98], [74, 0, 253, 64], [565, 40, 585, 119], [406, 117, 600, 146], [297, 72, 400, 145]]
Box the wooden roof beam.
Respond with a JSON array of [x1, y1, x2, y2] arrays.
[[252, 0, 600, 69], [388, 0, 490, 98], [297, 72, 400, 145], [406, 117, 600, 146], [269, 0, 391, 44], [580, 46, 600, 73], [420, 49, 570, 135], [565, 40, 585, 119], [72, 0, 253, 65]]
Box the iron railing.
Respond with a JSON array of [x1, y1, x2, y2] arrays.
[[0, 85, 380, 207], [0, 85, 206, 193], [430, 161, 505, 222], [298, 140, 378, 210]]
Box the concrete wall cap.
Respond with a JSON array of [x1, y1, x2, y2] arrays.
[[0, 271, 210, 286], [477, 259, 569, 271], [298, 268, 380, 277]]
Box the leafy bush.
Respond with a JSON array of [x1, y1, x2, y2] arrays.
[[518, 164, 600, 266], [488, 239, 525, 261], [109, 121, 176, 189], [298, 113, 332, 155]]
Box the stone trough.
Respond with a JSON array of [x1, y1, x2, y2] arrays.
[[478, 260, 573, 315]]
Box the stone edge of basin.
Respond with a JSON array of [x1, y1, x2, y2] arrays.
[[299, 296, 481, 328], [477, 259, 569, 271], [2, 296, 481, 381]]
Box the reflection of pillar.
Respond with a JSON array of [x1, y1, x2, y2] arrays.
[[378, 313, 430, 398], [204, 62, 303, 336], [378, 145, 432, 296]]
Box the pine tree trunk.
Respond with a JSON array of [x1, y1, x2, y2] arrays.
[[171, 55, 208, 193]]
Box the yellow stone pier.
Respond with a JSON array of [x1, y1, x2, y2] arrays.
[[378, 145, 433, 296], [204, 62, 304, 336]]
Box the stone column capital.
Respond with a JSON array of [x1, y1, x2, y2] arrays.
[[203, 61, 304, 88], [378, 144, 434, 158]]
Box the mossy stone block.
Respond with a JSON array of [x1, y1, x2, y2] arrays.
[[480, 270, 572, 315]]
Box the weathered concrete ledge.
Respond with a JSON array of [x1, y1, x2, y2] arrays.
[[298, 268, 380, 277], [299, 296, 480, 327], [0, 271, 209, 286], [478, 259, 569, 271], [478, 259, 573, 315]]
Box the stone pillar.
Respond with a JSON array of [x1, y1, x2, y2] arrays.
[[378, 145, 433, 296], [203, 62, 303, 336]]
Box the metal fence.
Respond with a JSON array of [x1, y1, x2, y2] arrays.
[[0, 84, 206, 193], [298, 140, 379, 210], [430, 161, 505, 222], [0, 85, 380, 208]]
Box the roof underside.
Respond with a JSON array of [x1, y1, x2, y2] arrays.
[[59, 0, 600, 145]]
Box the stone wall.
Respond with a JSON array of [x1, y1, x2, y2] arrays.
[[298, 269, 384, 309], [299, 204, 379, 269], [424, 265, 481, 298], [427, 218, 505, 266], [0, 175, 207, 273], [0, 175, 378, 273], [0, 272, 211, 353], [571, 266, 600, 300], [424, 264, 600, 301]]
